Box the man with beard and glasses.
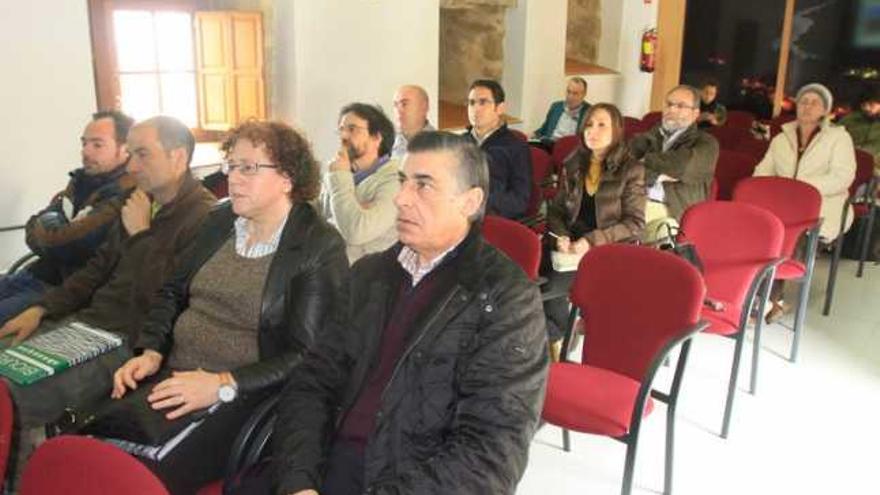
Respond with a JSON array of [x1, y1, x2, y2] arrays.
[[319, 103, 400, 263], [0, 111, 136, 326], [630, 85, 719, 240]]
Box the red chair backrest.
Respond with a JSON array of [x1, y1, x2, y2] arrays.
[[529, 146, 555, 202], [19, 436, 170, 495], [708, 125, 753, 150], [551, 135, 580, 172], [733, 177, 821, 258], [725, 110, 756, 129], [680, 201, 783, 307], [713, 149, 759, 200], [737, 137, 770, 161], [481, 215, 541, 280], [852, 149, 875, 198], [767, 113, 796, 137], [0, 381, 12, 491], [510, 128, 529, 143], [568, 244, 705, 381], [642, 111, 663, 128]]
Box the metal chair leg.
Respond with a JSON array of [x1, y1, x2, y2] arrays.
[[721, 332, 746, 439], [822, 235, 845, 316], [750, 294, 769, 394], [621, 439, 638, 495], [790, 277, 811, 362], [664, 397, 676, 495], [562, 428, 570, 452], [857, 206, 876, 278]]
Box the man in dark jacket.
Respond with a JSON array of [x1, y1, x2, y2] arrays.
[[630, 85, 719, 222], [464, 79, 532, 220], [0, 116, 216, 429], [273, 131, 548, 495], [0, 110, 136, 325]]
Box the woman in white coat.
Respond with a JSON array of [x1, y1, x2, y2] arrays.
[[754, 83, 857, 321]]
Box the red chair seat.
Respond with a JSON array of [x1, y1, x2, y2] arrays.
[[775, 258, 806, 280], [543, 363, 654, 437], [700, 301, 740, 336]]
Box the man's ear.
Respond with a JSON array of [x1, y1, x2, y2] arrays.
[[170, 147, 188, 169], [496, 101, 507, 117], [460, 187, 485, 219]]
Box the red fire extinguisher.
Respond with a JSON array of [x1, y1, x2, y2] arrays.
[[640, 28, 657, 73]]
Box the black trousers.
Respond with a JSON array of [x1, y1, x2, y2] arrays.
[[139, 397, 258, 495]]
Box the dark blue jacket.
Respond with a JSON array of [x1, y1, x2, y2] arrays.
[[465, 124, 532, 219], [533, 100, 590, 140]]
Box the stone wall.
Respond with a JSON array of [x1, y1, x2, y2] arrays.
[[567, 0, 601, 64], [439, 5, 507, 103]]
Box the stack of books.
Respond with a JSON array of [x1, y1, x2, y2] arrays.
[[0, 321, 123, 385]]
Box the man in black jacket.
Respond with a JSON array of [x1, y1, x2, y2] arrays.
[[273, 131, 548, 495], [464, 79, 532, 220]]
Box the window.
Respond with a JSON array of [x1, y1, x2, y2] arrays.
[[89, 1, 265, 139]]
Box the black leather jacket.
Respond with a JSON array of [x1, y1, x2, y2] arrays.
[[274, 227, 549, 494], [135, 201, 349, 396]]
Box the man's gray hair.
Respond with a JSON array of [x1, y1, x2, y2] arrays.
[[136, 116, 196, 166], [668, 84, 701, 108], [406, 131, 490, 222]]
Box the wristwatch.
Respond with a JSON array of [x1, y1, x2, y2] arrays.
[[218, 371, 238, 403]]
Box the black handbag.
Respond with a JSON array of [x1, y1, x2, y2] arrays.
[[60, 370, 215, 447]]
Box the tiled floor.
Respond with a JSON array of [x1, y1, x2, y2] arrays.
[[518, 257, 880, 495]]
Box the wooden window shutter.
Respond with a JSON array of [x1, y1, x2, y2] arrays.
[[194, 11, 264, 131]]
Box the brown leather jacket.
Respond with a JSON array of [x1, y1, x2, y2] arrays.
[[547, 148, 646, 245]]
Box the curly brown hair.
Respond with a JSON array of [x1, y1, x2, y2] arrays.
[[220, 120, 321, 202]]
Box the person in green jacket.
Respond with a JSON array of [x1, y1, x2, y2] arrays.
[[840, 87, 880, 173]]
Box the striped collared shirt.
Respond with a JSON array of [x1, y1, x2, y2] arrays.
[[397, 242, 459, 287], [234, 213, 288, 258]]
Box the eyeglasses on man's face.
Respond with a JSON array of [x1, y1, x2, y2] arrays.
[[221, 161, 279, 176], [664, 100, 697, 111], [336, 123, 369, 135]]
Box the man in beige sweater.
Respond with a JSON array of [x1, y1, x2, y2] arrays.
[[320, 103, 400, 263]]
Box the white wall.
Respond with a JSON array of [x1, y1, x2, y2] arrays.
[[596, 0, 623, 70], [503, 0, 568, 133], [613, 0, 658, 118], [273, 0, 440, 162], [0, 2, 96, 271]]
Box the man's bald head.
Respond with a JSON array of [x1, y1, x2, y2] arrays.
[[393, 85, 430, 137]]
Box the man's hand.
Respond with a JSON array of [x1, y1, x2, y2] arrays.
[[0, 306, 46, 345], [290, 491, 319, 495], [571, 238, 590, 255], [121, 189, 152, 236], [147, 369, 223, 420], [111, 350, 163, 399], [329, 146, 351, 173]]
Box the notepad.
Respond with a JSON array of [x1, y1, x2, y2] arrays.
[[0, 321, 123, 385]]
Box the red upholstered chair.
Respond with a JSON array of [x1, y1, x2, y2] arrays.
[[0, 381, 12, 492], [19, 436, 169, 494], [766, 113, 796, 137], [737, 137, 770, 162], [823, 149, 879, 315], [680, 201, 784, 438], [551, 135, 580, 174], [725, 110, 756, 129], [641, 111, 663, 128], [623, 116, 647, 140], [530, 146, 556, 201], [201, 169, 229, 199], [542, 244, 707, 495], [713, 149, 759, 201], [733, 177, 822, 363], [708, 125, 754, 150], [481, 215, 541, 280]]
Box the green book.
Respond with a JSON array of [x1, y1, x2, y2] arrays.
[[0, 321, 123, 386]]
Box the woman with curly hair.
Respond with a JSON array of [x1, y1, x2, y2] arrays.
[[109, 120, 350, 493]]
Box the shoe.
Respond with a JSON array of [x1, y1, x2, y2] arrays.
[[764, 300, 788, 324]]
